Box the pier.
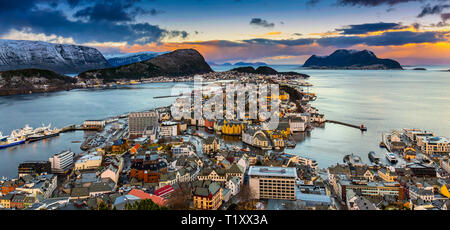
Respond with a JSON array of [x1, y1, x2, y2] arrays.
[[60, 125, 102, 133], [153, 93, 183, 99], [325, 120, 367, 131]]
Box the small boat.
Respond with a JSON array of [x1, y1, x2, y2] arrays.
[[385, 152, 398, 164], [343, 153, 362, 165], [368, 151, 380, 164], [240, 147, 251, 152]]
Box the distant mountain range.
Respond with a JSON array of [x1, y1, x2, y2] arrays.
[[106, 51, 168, 67], [303, 49, 403, 70], [228, 66, 310, 78], [209, 61, 268, 66], [78, 49, 213, 82], [0, 39, 110, 74]]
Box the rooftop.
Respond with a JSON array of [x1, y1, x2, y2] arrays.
[[248, 166, 297, 178]]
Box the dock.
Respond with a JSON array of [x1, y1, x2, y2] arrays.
[[60, 125, 102, 133], [325, 120, 367, 131], [153, 93, 183, 99]]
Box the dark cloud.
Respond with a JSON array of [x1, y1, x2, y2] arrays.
[[0, 0, 187, 45], [73, 2, 134, 22], [306, 0, 320, 6], [418, 4, 450, 17], [336, 22, 406, 34], [236, 31, 447, 47], [250, 18, 275, 28], [148, 8, 165, 16], [243, 38, 315, 46], [183, 40, 248, 47], [73, 0, 162, 22], [316, 31, 447, 47], [386, 7, 396, 12], [442, 12, 450, 21]]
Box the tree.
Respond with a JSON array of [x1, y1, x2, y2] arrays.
[[97, 201, 112, 210], [227, 203, 238, 210], [167, 182, 192, 210], [124, 199, 169, 210]]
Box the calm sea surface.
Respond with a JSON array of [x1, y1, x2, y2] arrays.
[[0, 66, 449, 178]]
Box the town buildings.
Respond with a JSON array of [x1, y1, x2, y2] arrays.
[[49, 150, 75, 174], [74, 153, 102, 171], [83, 120, 106, 130], [203, 136, 220, 155], [248, 166, 297, 200], [192, 180, 223, 210], [128, 111, 159, 137], [160, 121, 178, 137]]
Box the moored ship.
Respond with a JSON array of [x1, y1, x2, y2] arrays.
[[26, 124, 60, 143], [0, 133, 26, 149], [385, 152, 398, 164], [368, 151, 380, 164]]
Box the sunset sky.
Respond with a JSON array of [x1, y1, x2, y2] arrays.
[[1, 0, 449, 65]]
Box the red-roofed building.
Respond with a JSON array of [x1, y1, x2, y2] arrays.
[[130, 144, 141, 154], [128, 189, 167, 207], [154, 185, 175, 199]]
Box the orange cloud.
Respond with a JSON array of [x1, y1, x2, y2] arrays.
[[350, 42, 450, 65], [90, 35, 450, 65]]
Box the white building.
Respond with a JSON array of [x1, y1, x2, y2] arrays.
[[288, 116, 306, 132], [409, 186, 434, 202], [248, 166, 297, 200], [49, 150, 75, 173], [172, 144, 192, 156], [226, 176, 241, 196], [160, 121, 178, 137], [83, 120, 105, 129], [237, 156, 249, 174]]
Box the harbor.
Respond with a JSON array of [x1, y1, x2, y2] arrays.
[[0, 67, 449, 180]]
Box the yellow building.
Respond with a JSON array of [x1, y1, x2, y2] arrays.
[[0, 194, 13, 209], [221, 120, 244, 136], [193, 181, 223, 210], [441, 184, 450, 198], [403, 147, 417, 160], [378, 168, 398, 182]]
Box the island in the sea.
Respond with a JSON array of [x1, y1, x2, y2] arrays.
[[228, 66, 310, 78], [0, 69, 76, 96], [303, 49, 403, 70]]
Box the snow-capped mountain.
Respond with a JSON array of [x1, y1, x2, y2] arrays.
[[106, 51, 168, 67], [0, 39, 110, 74]]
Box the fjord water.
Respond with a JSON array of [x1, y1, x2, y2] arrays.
[[0, 83, 179, 178], [0, 67, 449, 178]]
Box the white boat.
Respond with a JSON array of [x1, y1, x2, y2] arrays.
[[0, 132, 7, 142], [0, 132, 26, 149], [385, 152, 398, 163]]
